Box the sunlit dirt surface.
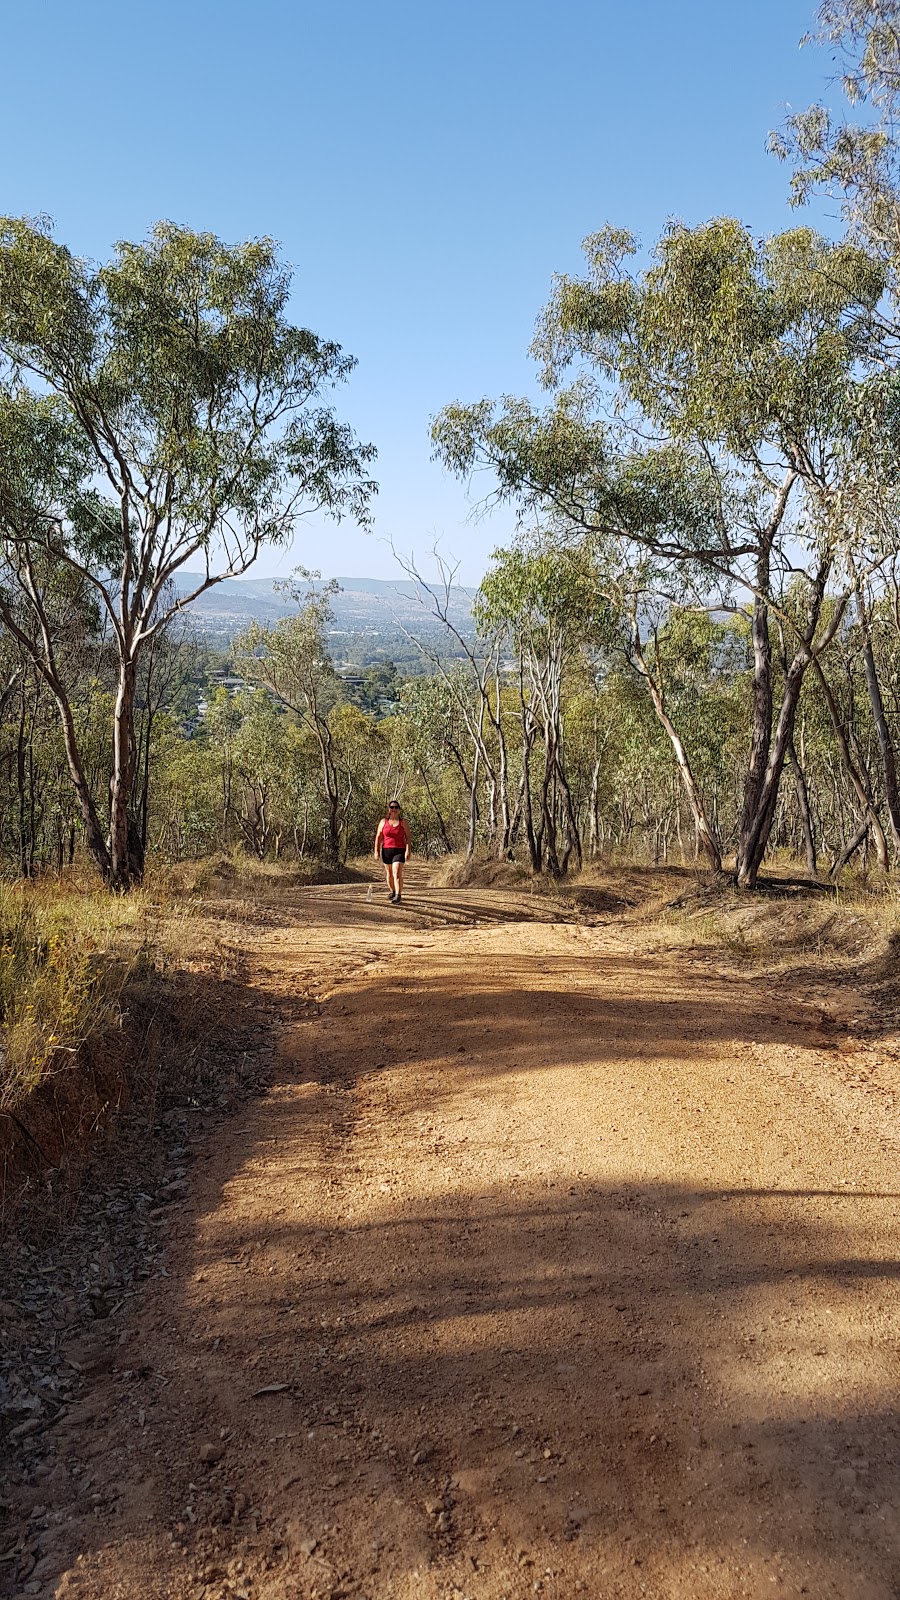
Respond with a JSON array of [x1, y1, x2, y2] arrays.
[[24, 877, 900, 1599]]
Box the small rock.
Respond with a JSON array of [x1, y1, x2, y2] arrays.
[[284, 1519, 319, 1558], [198, 1442, 224, 1466]]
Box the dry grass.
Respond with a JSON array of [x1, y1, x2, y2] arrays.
[[0, 862, 271, 1226], [651, 877, 900, 975], [427, 853, 533, 891], [0, 881, 154, 1113], [0, 847, 333, 1120], [0, 862, 241, 1116]]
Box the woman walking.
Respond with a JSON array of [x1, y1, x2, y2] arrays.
[[374, 800, 410, 906]]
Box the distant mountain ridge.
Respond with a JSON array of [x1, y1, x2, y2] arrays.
[[172, 572, 477, 641]]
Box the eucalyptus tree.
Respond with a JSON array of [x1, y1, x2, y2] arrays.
[[395, 673, 474, 853], [562, 656, 619, 860], [775, 1, 900, 267], [616, 584, 734, 873], [476, 531, 609, 874], [133, 594, 196, 859], [151, 722, 219, 860], [328, 701, 387, 857], [204, 685, 242, 849], [433, 218, 888, 885], [0, 218, 375, 887], [773, 1, 900, 854], [393, 552, 511, 858], [235, 575, 345, 866], [856, 561, 900, 849], [229, 689, 289, 860]]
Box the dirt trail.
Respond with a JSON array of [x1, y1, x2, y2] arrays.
[[8, 878, 900, 1600]]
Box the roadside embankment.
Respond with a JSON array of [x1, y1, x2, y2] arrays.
[[0, 862, 288, 1229]]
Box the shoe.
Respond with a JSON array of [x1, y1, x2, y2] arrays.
[[392, 895, 402, 907]]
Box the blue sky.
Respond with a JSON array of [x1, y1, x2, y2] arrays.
[[2, 0, 835, 584]]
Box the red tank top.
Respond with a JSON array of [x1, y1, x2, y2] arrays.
[[382, 817, 405, 849]]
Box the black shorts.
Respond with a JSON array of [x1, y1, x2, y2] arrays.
[[381, 847, 406, 864]]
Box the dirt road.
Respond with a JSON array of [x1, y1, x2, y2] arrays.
[[9, 878, 900, 1599]]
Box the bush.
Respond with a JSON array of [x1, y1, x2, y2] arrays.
[[0, 887, 133, 1113]]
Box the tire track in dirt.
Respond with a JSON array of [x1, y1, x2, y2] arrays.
[[10, 880, 900, 1600]]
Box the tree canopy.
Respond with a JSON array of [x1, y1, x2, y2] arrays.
[[0, 219, 375, 885]]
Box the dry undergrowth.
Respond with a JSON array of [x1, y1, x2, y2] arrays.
[[0, 860, 262, 1226], [0, 879, 159, 1114], [0, 848, 353, 1119], [428, 852, 533, 890], [649, 874, 900, 987]]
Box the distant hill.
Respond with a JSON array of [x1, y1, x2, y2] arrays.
[[172, 573, 477, 655]]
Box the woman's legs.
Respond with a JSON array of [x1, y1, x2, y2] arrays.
[[383, 851, 406, 902]]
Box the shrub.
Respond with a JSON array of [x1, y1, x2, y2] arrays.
[[0, 888, 132, 1112]]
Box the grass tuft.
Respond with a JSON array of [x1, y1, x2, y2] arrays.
[[0, 885, 150, 1113]]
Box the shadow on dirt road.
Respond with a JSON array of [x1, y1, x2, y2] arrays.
[[4, 881, 899, 1600]]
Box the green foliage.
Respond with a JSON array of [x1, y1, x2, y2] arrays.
[[773, 2, 900, 274], [432, 180, 900, 883], [0, 217, 376, 887], [236, 604, 340, 726], [532, 217, 882, 456], [475, 530, 614, 647], [0, 219, 377, 545]]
